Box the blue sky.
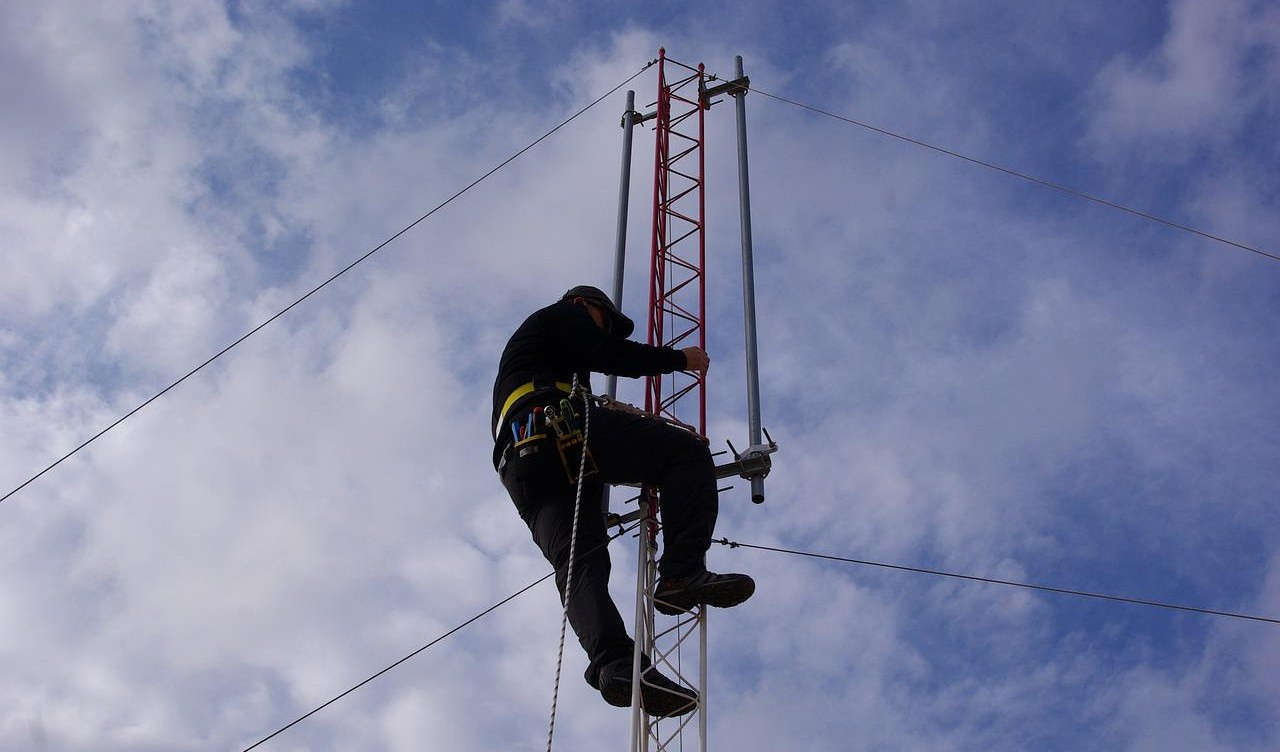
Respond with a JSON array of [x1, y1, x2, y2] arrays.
[[2, 1, 1278, 750]]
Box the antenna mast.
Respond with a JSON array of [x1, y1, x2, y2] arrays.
[[609, 50, 776, 752]]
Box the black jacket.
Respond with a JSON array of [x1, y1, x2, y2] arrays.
[[491, 300, 687, 447]]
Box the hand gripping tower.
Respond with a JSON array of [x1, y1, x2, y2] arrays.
[[608, 50, 777, 752]]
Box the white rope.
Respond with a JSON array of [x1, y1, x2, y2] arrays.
[[546, 374, 592, 752]]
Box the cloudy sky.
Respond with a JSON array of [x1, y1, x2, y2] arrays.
[[2, 0, 1278, 750]]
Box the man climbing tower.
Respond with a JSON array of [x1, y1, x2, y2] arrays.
[[492, 284, 755, 717]]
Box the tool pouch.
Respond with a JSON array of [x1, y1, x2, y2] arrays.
[[542, 399, 598, 485], [501, 429, 553, 485], [554, 430, 597, 485], [499, 402, 558, 485]]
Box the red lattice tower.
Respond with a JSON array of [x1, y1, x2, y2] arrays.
[[630, 49, 709, 751], [645, 50, 707, 434]]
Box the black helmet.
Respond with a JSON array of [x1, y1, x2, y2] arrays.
[[561, 285, 635, 338]]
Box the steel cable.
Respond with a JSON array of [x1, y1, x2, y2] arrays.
[[241, 523, 638, 751], [696, 69, 1280, 264], [714, 537, 1280, 626], [1, 59, 658, 509]]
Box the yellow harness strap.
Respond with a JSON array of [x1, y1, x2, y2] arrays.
[[495, 380, 572, 439]]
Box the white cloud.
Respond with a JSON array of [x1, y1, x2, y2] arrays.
[[494, 0, 566, 31], [1086, 0, 1280, 157], [0, 2, 1276, 750]]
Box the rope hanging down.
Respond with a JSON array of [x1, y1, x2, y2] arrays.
[[0, 59, 658, 510], [714, 537, 1280, 626], [545, 375, 594, 752]]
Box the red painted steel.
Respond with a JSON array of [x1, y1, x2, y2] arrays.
[[644, 50, 707, 437]]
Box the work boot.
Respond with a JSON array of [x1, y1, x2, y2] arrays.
[[597, 658, 698, 717], [654, 570, 755, 616]]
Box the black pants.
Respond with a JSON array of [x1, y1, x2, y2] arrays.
[[497, 404, 718, 684]]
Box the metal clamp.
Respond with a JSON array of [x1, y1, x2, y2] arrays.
[[714, 427, 779, 503]]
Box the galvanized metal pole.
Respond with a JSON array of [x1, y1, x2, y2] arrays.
[[732, 55, 767, 504], [607, 90, 637, 401], [605, 90, 638, 515]]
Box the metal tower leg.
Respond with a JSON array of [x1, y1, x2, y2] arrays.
[[628, 495, 655, 752]]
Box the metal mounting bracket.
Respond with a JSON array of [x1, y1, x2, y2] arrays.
[[714, 427, 779, 503], [699, 75, 750, 109]]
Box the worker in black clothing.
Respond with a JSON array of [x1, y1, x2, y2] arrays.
[[492, 285, 755, 717]]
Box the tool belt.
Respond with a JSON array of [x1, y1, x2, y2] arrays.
[[504, 395, 598, 485], [495, 379, 572, 440]]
